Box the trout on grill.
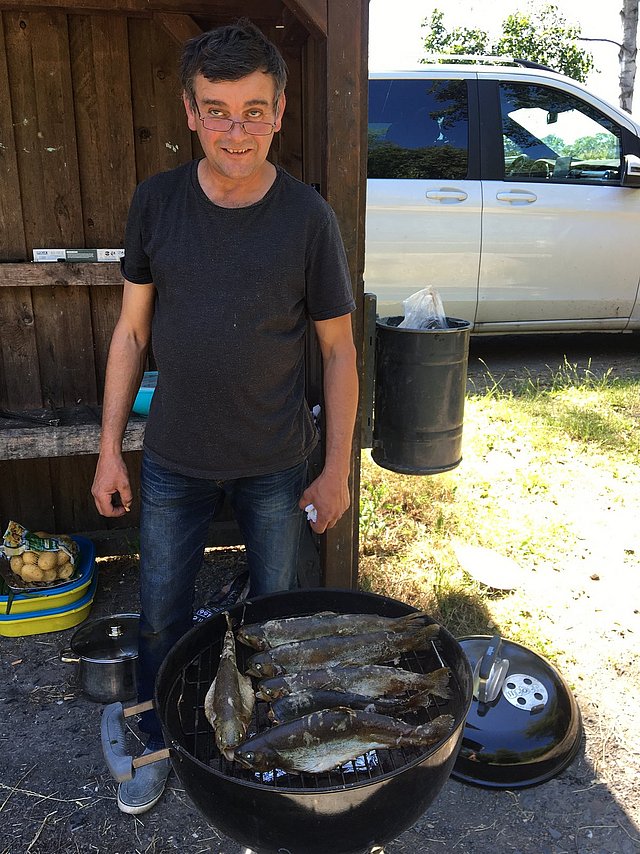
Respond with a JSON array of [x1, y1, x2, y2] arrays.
[[268, 687, 434, 724], [256, 665, 451, 701], [234, 708, 455, 774], [204, 612, 255, 761], [245, 622, 440, 678], [237, 610, 430, 651]]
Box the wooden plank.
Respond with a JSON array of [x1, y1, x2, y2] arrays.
[[0, 458, 55, 532], [0, 288, 42, 408], [128, 16, 193, 183], [31, 283, 98, 407], [0, 262, 123, 287], [278, 38, 304, 178], [153, 11, 201, 45], [0, 0, 281, 15], [70, 14, 136, 247], [4, 11, 84, 252], [321, 0, 368, 589], [0, 414, 146, 460], [5, 11, 98, 409], [0, 14, 27, 261], [282, 0, 327, 39], [69, 13, 137, 409]]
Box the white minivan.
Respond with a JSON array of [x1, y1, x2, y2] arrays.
[[366, 61, 640, 332]]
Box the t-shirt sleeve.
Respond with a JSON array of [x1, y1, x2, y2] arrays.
[[120, 184, 154, 285], [305, 207, 356, 321]]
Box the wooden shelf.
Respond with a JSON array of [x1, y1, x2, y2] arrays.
[[0, 261, 123, 288], [0, 406, 145, 460]]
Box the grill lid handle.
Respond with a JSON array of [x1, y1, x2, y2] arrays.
[[474, 634, 509, 704]]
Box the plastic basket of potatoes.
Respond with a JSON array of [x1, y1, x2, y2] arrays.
[[1, 522, 80, 589]]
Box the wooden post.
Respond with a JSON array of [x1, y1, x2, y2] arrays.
[[321, 0, 368, 589]]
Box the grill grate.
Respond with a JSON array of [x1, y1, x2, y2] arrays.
[[170, 625, 463, 791]]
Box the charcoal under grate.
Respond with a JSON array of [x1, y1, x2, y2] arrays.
[[169, 623, 461, 791]]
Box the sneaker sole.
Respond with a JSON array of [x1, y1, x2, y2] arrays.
[[117, 783, 167, 815]]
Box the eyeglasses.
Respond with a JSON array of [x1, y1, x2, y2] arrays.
[[195, 106, 276, 136]]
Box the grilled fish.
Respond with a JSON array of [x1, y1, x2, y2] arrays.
[[234, 708, 455, 773], [237, 610, 430, 651], [256, 665, 451, 701], [268, 687, 434, 724], [204, 612, 255, 761], [245, 623, 440, 678]]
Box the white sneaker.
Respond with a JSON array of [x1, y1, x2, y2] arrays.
[[116, 748, 171, 815]]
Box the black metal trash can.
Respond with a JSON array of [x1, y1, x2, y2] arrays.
[[372, 316, 471, 475]]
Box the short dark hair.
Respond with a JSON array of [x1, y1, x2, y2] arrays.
[[181, 18, 288, 111]]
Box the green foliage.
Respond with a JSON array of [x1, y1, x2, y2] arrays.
[[421, 3, 595, 83], [421, 9, 490, 56]]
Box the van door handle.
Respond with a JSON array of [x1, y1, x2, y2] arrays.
[[496, 190, 538, 204], [425, 188, 468, 202]]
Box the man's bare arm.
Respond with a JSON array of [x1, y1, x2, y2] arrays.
[[91, 281, 155, 517], [299, 314, 358, 534]]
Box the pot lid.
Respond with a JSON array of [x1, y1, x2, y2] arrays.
[[70, 613, 139, 662], [451, 635, 582, 789]]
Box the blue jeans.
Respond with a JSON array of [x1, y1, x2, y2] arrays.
[[137, 452, 308, 745]]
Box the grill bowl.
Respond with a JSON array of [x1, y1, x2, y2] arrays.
[[156, 588, 472, 854]]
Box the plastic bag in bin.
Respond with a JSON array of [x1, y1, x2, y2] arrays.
[[398, 286, 448, 330]]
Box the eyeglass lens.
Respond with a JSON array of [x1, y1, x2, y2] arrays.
[[200, 117, 275, 135]]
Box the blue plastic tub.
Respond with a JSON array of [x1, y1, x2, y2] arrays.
[[132, 371, 158, 416]]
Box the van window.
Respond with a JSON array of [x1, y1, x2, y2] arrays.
[[368, 79, 469, 179], [500, 83, 622, 184]]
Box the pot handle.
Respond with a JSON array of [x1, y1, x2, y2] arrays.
[[101, 700, 170, 783], [59, 649, 80, 664]]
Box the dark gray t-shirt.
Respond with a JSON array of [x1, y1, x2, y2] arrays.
[[121, 160, 355, 479]]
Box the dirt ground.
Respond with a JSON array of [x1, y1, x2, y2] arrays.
[[1, 332, 639, 854]]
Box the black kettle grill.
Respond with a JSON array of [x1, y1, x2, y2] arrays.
[[103, 588, 473, 854]]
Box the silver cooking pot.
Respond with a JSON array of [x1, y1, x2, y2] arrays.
[[60, 613, 139, 703]]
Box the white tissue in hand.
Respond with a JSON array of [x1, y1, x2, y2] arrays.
[[304, 504, 318, 523]]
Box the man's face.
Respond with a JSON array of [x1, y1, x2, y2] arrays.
[[183, 70, 285, 184]]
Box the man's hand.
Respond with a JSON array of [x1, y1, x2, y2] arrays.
[[91, 454, 133, 518], [299, 469, 350, 534]]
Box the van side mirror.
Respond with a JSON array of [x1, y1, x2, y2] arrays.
[[621, 153, 640, 187]]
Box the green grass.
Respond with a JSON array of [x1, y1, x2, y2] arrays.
[[359, 357, 640, 657]]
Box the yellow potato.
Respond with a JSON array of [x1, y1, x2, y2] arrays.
[[34, 531, 50, 538], [57, 562, 74, 580], [42, 568, 58, 583], [37, 551, 58, 571], [56, 549, 70, 566], [9, 555, 24, 576], [22, 551, 38, 565], [21, 564, 45, 583]]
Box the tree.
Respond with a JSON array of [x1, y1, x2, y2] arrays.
[[421, 4, 595, 83], [619, 0, 638, 112], [577, 0, 638, 113]]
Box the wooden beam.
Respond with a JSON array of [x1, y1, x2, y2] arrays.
[[0, 262, 122, 287], [281, 0, 326, 39], [0, 411, 145, 460], [321, 0, 368, 590], [153, 12, 201, 47], [0, 1, 263, 13]]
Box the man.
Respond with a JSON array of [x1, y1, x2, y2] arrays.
[[91, 19, 358, 815]]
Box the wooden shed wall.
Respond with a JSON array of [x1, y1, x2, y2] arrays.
[[0, 1, 368, 586], [0, 7, 311, 544]]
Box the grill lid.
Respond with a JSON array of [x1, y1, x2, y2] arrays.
[[451, 635, 582, 788]]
